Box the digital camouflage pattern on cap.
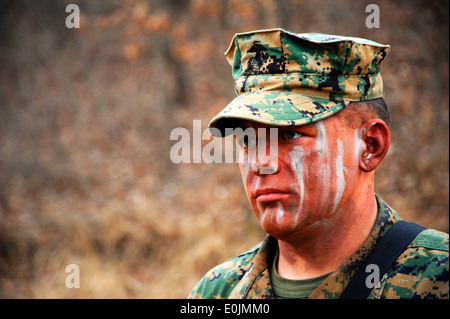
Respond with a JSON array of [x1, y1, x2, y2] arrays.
[[209, 28, 390, 136]]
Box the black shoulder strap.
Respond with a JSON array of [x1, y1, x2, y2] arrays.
[[340, 220, 425, 299]]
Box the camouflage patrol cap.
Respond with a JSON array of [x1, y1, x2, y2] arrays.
[[208, 28, 390, 137]]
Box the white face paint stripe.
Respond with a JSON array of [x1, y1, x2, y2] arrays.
[[276, 201, 285, 225], [316, 122, 327, 155], [257, 201, 264, 225], [289, 146, 305, 219], [240, 155, 250, 195], [257, 201, 285, 229], [354, 128, 364, 164], [316, 122, 332, 216], [332, 138, 346, 214]]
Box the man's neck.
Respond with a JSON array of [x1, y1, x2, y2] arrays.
[[276, 194, 378, 280]]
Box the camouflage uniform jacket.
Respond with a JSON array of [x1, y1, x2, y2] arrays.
[[188, 196, 449, 299]]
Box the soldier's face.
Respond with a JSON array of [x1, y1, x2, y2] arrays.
[[237, 116, 364, 241]]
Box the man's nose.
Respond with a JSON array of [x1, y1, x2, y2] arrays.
[[250, 129, 279, 175]]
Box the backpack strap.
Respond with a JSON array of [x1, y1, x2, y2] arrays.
[[340, 220, 425, 299]]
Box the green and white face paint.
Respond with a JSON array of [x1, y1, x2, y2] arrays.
[[258, 201, 285, 229], [332, 139, 346, 214], [285, 120, 355, 229], [238, 116, 367, 238], [289, 146, 305, 220]]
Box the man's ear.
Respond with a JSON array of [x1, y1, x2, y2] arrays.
[[359, 119, 390, 172]]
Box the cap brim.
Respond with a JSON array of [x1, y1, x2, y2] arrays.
[[208, 91, 349, 137]]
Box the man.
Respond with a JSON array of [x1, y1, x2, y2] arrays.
[[188, 28, 449, 299]]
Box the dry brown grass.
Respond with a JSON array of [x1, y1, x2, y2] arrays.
[[0, 0, 447, 298]]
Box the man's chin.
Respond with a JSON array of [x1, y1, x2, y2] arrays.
[[261, 223, 303, 242]]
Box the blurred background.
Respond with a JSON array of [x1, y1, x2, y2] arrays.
[[0, 0, 448, 298]]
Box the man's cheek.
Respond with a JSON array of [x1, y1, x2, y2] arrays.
[[239, 159, 251, 194]]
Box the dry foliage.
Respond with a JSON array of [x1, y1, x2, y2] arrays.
[[0, 0, 448, 298]]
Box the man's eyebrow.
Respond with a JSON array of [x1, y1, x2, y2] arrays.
[[281, 123, 318, 132]]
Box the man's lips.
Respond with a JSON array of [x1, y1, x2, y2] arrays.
[[254, 189, 290, 201]]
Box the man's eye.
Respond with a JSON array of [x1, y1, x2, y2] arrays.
[[283, 130, 302, 140], [238, 135, 256, 148]]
